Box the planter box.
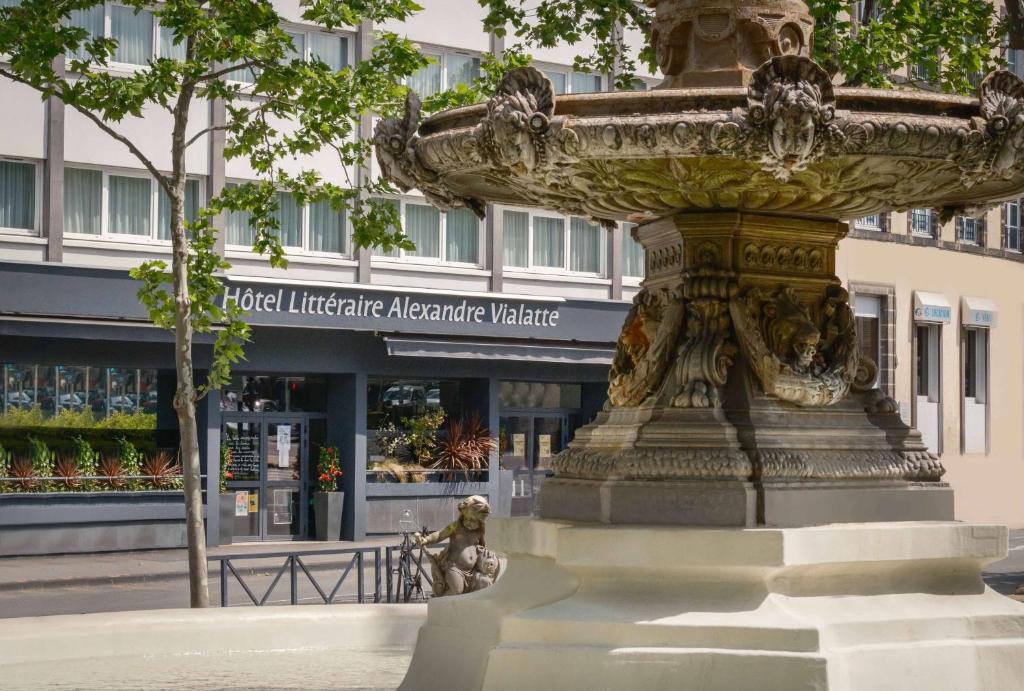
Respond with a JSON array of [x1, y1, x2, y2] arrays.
[[365, 481, 491, 534], [314, 491, 345, 541], [0, 491, 189, 556], [218, 494, 234, 546]]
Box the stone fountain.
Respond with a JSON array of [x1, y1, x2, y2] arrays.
[[376, 1, 1024, 689]]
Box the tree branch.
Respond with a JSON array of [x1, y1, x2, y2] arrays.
[[0, 66, 167, 191], [196, 61, 253, 82], [183, 123, 231, 150]]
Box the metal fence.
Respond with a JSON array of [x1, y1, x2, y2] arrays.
[[210, 540, 444, 606]]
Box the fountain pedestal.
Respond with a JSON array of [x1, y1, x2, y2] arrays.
[[401, 519, 1024, 691]]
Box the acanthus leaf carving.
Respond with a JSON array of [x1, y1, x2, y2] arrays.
[[607, 285, 685, 408], [372, 92, 485, 217], [956, 70, 1024, 188]]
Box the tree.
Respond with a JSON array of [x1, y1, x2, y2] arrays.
[[479, 0, 1010, 95], [0, 0, 427, 607]]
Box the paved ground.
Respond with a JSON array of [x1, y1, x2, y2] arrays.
[[1, 530, 1022, 619], [0, 537, 430, 618]]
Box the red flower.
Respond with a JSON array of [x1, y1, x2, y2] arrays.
[[319, 472, 330, 482], [225, 471, 233, 479]]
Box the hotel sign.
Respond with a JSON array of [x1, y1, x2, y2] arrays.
[[220, 281, 625, 342]]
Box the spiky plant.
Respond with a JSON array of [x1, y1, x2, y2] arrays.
[[142, 451, 183, 490], [99, 454, 127, 491], [52, 454, 85, 491], [9, 455, 39, 492], [27, 436, 53, 492], [431, 413, 498, 481]]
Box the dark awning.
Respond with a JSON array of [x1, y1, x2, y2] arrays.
[[383, 337, 615, 365]]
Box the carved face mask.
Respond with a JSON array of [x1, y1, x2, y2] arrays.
[[769, 90, 817, 170]]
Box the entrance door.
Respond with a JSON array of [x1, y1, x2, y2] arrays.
[[500, 415, 565, 516], [223, 417, 307, 541]]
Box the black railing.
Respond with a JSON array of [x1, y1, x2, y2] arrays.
[[384, 536, 436, 603], [210, 547, 382, 606]]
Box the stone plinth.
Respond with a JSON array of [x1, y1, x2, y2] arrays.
[[399, 518, 1024, 691]]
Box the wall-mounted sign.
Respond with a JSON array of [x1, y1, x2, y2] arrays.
[[538, 435, 551, 459], [913, 291, 952, 324], [512, 433, 526, 458], [277, 425, 291, 468], [234, 491, 248, 517]]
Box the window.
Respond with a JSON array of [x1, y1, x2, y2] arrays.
[[854, 214, 884, 232], [2, 363, 158, 420], [962, 328, 989, 454], [499, 382, 582, 409], [68, 4, 184, 66], [65, 166, 203, 242], [408, 50, 480, 97], [0, 160, 36, 231], [226, 183, 351, 255], [854, 294, 883, 389], [957, 216, 984, 245], [541, 68, 603, 94], [370, 197, 480, 265], [366, 378, 463, 431], [914, 323, 942, 454], [622, 223, 645, 278], [1004, 200, 1021, 252], [220, 375, 327, 413], [503, 209, 606, 275], [228, 27, 351, 83], [910, 208, 934, 237]]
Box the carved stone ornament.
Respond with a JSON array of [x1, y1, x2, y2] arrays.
[[729, 284, 859, 406], [714, 55, 840, 181], [477, 67, 556, 175], [957, 70, 1024, 188], [372, 93, 485, 217]]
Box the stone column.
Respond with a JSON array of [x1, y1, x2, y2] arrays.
[[43, 56, 65, 263], [329, 373, 367, 540]]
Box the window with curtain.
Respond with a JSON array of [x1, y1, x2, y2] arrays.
[[284, 31, 305, 62], [409, 58, 442, 97], [569, 217, 602, 273], [68, 5, 104, 61], [274, 191, 303, 247], [446, 208, 479, 263], [503, 210, 529, 268], [910, 209, 933, 237], [64, 167, 102, 235], [622, 223, 645, 277], [405, 203, 441, 258], [571, 72, 602, 93], [225, 184, 254, 246], [111, 5, 154, 65], [309, 199, 346, 253], [157, 179, 200, 240], [541, 70, 567, 95], [370, 197, 400, 257], [311, 34, 348, 71], [957, 216, 981, 244], [0, 161, 35, 231], [446, 54, 480, 88], [108, 175, 152, 236], [855, 215, 883, 231], [158, 23, 186, 60], [533, 216, 565, 268]]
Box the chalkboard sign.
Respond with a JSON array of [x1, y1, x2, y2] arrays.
[[226, 436, 260, 481]]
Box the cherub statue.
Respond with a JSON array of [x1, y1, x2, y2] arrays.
[[414, 495, 501, 597]]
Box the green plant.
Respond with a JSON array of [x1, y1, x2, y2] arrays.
[[71, 435, 99, 491], [47, 408, 97, 429], [401, 409, 447, 465], [52, 454, 85, 491], [430, 413, 497, 481], [142, 451, 183, 490], [316, 446, 343, 492], [115, 436, 143, 489], [219, 444, 232, 494], [98, 454, 127, 491], [0, 443, 9, 492], [375, 421, 409, 459], [95, 411, 157, 431], [27, 436, 54, 492], [0, 406, 47, 429]]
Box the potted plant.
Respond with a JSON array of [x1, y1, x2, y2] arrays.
[[314, 446, 344, 541], [218, 444, 235, 546]]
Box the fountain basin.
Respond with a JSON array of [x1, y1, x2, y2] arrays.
[[0, 605, 425, 690]]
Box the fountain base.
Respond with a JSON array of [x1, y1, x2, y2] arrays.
[[400, 518, 1024, 691]]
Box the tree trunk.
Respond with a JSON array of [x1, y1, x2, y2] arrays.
[[170, 60, 208, 607]]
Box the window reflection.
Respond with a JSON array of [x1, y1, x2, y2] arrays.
[[220, 375, 327, 413], [1, 363, 158, 421]]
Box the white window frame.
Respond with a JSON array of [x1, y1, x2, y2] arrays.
[[223, 178, 354, 258], [536, 63, 605, 95], [370, 195, 483, 268], [854, 214, 883, 231], [501, 206, 606, 277], [222, 23, 355, 84], [1005, 199, 1021, 252], [64, 164, 204, 244], [621, 222, 645, 283], [406, 46, 483, 97], [910, 208, 934, 238], [957, 215, 982, 245], [0, 157, 43, 236]]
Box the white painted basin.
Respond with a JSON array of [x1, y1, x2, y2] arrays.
[[0, 605, 425, 690]]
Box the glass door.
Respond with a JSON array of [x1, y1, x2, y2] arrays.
[[531, 416, 564, 511], [499, 414, 565, 516], [222, 417, 308, 541], [265, 419, 304, 539]]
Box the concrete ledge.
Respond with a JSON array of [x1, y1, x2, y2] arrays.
[[762, 482, 954, 528]]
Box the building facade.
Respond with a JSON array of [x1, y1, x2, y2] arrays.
[[1, 1, 1023, 553]]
